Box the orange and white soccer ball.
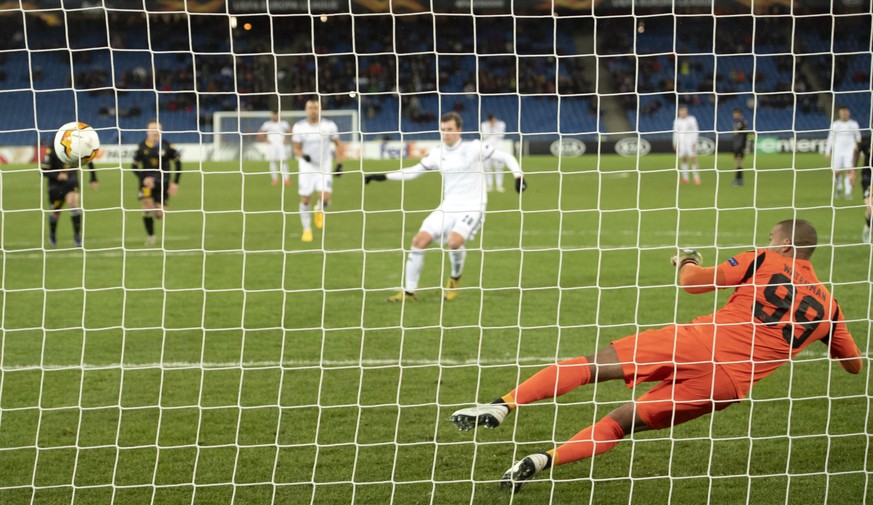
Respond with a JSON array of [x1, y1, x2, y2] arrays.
[[54, 122, 100, 164]]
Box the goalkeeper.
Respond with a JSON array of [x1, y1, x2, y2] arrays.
[[451, 219, 862, 491], [366, 111, 525, 302]]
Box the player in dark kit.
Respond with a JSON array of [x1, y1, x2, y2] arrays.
[[856, 132, 871, 242], [132, 120, 181, 246], [732, 108, 750, 186], [41, 146, 98, 248]]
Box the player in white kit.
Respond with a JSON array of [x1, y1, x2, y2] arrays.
[[673, 105, 700, 185], [825, 106, 862, 199], [292, 99, 346, 242], [481, 113, 508, 192], [257, 111, 291, 186], [365, 112, 526, 302]]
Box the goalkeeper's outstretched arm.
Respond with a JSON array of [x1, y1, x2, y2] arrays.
[[671, 248, 726, 294]]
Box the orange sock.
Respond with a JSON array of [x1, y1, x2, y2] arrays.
[[502, 357, 591, 407], [548, 416, 625, 466]]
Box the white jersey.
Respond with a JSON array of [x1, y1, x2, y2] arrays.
[[673, 115, 699, 146], [825, 119, 861, 155], [386, 139, 522, 212], [480, 119, 507, 149], [259, 120, 290, 145], [421, 140, 492, 212], [292, 119, 339, 173]]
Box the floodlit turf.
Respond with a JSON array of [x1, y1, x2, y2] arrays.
[[0, 152, 870, 504]]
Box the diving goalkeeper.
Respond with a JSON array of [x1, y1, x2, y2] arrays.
[[451, 219, 862, 492]]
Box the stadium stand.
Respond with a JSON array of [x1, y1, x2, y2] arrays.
[[0, 10, 868, 146]]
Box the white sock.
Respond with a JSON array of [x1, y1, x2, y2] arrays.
[[450, 246, 466, 279], [269, 161, 278, 180], [681, 163, 689, 180], [405, 248, 425, 293], [691, 163, 699, 179], [495, 167, 504, 190], [280, 161, 289, 179], [484, 161, 494, 190], [845, 179, 853, 198], [835, 175, 843, 191], [299, 202, 312, 231]]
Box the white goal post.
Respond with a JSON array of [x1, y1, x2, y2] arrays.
[[212, 109, 360, 161]]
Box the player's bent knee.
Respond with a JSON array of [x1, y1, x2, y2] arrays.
[[447, 234, 465, 250], [607, 403, 648, 434], [412, 232, 433, 249], [585, 346, 626, 383]]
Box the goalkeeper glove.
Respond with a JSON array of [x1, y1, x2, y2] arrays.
[[365, 174, 387, 184], [515, 177, 527, 193], [671, 248, 702, 268], [302, 154, 312, 163], [334, 163, 343, 177]]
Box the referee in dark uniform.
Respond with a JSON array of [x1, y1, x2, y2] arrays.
[[732, 108, 750, 187], [856, 131, 871, 242]]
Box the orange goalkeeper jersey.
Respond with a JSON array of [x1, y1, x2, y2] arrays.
[[688, 250, 860, 394]]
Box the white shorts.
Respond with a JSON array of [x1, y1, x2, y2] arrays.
[[298, 172, 333, 196], [420, 210, 484, 243], [831, 151, 854, 172], [268, 143, 287, 162], [676, 142, 697, 158]]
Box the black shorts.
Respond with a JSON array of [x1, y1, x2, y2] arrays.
[[48, 183, 78, 209], [139, 183, 170, 205], [861, 167, 871, 194]]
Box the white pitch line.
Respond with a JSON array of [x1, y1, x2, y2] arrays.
[[1, 350, 854, 371], [0, 228, 829, 261]]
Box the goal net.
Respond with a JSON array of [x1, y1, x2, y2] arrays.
[[212, 110, 360, 161], [0, 2, 870, 504]]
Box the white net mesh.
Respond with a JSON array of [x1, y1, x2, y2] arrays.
[[0, 2, 870, 504]]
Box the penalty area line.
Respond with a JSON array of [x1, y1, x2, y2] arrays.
[[2, 350, 851, 371]]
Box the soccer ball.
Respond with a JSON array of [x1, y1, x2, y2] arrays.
[[54, 122, 100, 164]]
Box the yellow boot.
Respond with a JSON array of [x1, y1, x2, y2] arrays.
[[387, 291, 416, 303], [444, 277, 460, 301]]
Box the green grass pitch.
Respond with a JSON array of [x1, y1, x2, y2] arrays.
[[0, 152, 870, 504]]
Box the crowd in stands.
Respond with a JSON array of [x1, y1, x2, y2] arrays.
[[0, 7, 868, 139]]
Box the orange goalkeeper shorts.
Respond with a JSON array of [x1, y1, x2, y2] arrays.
[[611, 325, 741, 430]]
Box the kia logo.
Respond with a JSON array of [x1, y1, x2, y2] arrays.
[[615, 137, 652, 157], [696, 137, 716, 156], [550, 138, 586, 157]]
